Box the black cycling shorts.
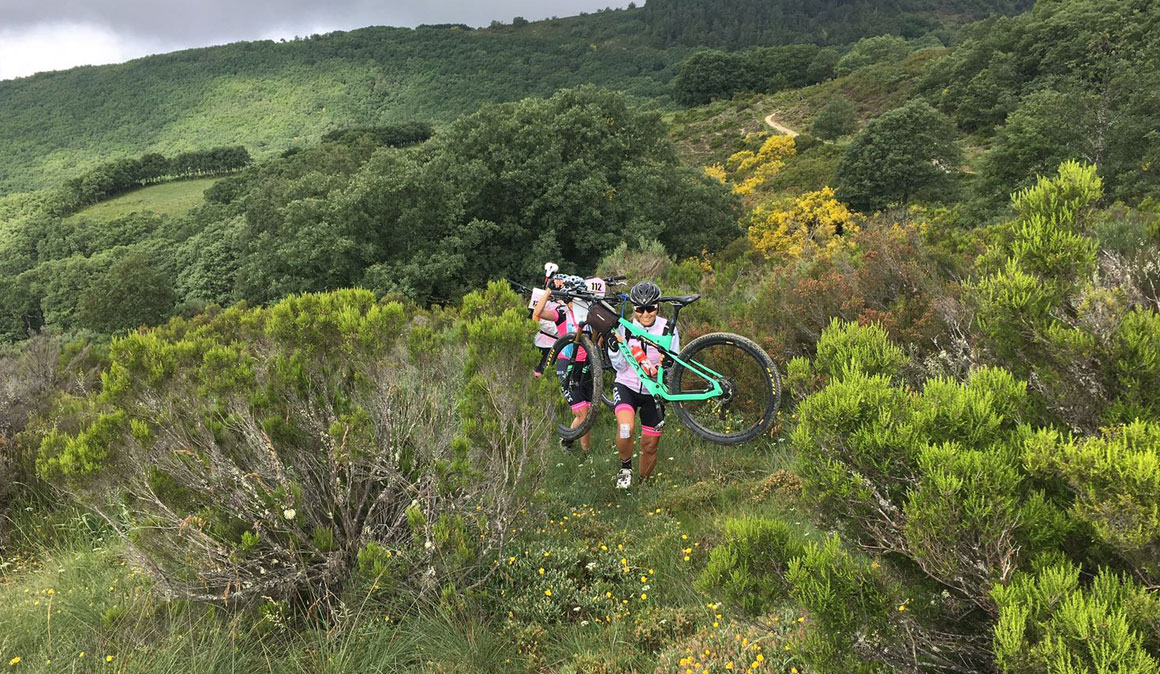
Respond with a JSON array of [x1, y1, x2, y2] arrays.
[[556, 358, 593, 410], [612, 383, 664, 435]]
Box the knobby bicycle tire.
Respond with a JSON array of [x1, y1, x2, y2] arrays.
[[546, 332, 603, 441], [667, 332, 781, 445]]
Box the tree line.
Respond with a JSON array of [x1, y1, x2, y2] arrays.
[[49, 146, 251, 217], [641, 0, 1032, 49]]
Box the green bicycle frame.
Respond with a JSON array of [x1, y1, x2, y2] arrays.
[[615, 318, 724, 402]]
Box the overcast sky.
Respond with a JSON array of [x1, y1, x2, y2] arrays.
[[0, 0, 630, 81]]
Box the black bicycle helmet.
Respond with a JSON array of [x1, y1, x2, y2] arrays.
[[629, 280, 661, 307]]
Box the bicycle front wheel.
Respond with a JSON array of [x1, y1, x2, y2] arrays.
[[546, 333, 602, 441], [668, 332, 781, 445]]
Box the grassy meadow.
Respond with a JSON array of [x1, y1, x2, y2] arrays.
[[63, 178, 220, 224]]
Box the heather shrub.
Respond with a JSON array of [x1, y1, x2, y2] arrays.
[[0, 331, 104, 529], [36, 286, 552, 611], [693, 216, 952, 364], [812, 318, 907, 382], [967, 161, 1160, 429], [794, 320, 1063, 614], [786, 535, 896, 673], [1025, 421, 1160, 582], [595, 239, 673, 285], [695, 516, 805, 614], [992, 560, 1160, 673]]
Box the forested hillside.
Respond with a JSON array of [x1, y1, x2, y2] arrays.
[[0, 89, 738, 340], [641, 0, 1033, 48], [0, 0, 1030, 196]]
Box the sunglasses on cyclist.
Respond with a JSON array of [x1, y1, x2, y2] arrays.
[[633, 305, 658, 314]]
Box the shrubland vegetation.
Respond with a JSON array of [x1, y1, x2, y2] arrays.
[[4, 0, 1160, 671]]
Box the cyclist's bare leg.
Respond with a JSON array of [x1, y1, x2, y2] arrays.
[[640, 434, 659, 479], [615, 407, 636, 463], [571, 406, 591, 452]]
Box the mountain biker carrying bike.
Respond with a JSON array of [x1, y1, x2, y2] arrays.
[[531, 263, 562, 377], [532, 273, 594, 452], [608, 280, 677, 489]]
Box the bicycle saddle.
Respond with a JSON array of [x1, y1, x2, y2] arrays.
[[658, 294, 700, 306]]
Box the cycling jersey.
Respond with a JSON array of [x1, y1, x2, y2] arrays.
[[608, 316, 677, 393], [540, 303, 588, 362]]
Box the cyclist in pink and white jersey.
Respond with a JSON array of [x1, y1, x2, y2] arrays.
[[607, 280, 676, 489], [531, 273, 593, 452]]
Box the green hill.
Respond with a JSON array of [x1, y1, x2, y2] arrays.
[[0, 0, 1032, 196]]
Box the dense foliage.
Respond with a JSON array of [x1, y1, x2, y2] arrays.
[[35, 284, 552, 609], [641, 0, 1032, 49], [922, 0, 1160, 201], [0, 14, 682, 195], [0, 87, 740, 340], [5, 1, 1160, 671]]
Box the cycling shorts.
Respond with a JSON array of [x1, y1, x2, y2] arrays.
[[612, 383, 664, 435], [556, 358, 593, 411]]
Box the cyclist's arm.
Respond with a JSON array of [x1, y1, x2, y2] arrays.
[[531, 286, 555, 322], [608, 327, 630, 372]]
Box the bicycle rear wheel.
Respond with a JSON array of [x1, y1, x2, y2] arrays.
[[667, 332, 781, 445], [546, 333, 602, 441]]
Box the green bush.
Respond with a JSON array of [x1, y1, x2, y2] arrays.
[[1025, 421, 1160, 582], [965, 162, 1160, 429], [813, 318, 908, 382], [787, 534, 894, 672], [795, 345, 1062, 613], [36, 286, 552, 612], [696, 516, 804, 614], [993, 560, 1160, 673]]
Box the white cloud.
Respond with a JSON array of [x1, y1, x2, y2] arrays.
[[0, 22, 169, 80]]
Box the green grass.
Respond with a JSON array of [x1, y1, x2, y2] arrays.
[[0, 411, 807, 672], [64, 178, 218, 223]]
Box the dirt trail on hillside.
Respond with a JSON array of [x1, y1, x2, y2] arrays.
[[764, 113, 799, 137]]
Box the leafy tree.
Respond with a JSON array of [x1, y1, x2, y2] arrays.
[[836, 100, 962, 211], [673, 50, 738, 105], [806, 48, 840, 83], [75, 250, 176, 333], [811, 96, 858, 140], [978, 89, 1094, 199], [834, 35, 912, 77]]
